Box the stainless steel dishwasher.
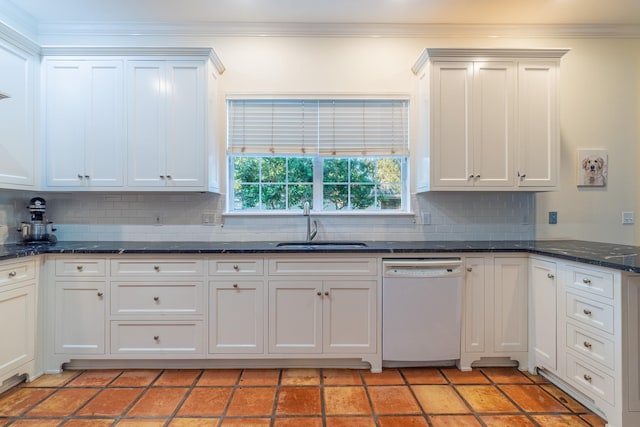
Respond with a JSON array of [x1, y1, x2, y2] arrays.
[[382, 258, 463, 364]]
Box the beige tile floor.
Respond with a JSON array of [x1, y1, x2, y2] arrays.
[[0, 367, 606, 426]]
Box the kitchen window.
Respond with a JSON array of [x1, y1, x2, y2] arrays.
[[227, 98, 409, 213]]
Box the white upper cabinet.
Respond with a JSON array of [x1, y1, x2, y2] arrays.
[[41, 47, 225, 192], [44, 60, 125, 188], [128, 60, 206, 188], [0, 37, 38, 189], [414, 48, 567, 192]]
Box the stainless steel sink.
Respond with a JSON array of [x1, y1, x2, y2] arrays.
[[276, 242, 368, 249]]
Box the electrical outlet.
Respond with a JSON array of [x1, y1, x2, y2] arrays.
[[622, 211, 635, 225], [548, 211, 558, 224], [202, 213, 217, 225]]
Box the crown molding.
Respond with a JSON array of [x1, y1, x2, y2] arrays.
[[39, 46, 225, 74], [0, 21, 40, 54], [33, 21, 640, 39], [411, 47, 571, 74]]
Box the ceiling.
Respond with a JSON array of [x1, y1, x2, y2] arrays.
[[7, 0, 640, 26]]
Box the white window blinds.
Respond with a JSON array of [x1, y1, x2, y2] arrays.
[[227, 99, 409, 156]]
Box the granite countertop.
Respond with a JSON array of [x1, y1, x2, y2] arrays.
[[2, 239, 640, 273]]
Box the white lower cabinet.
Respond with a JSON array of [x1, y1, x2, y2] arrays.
[[54, 281, 106, 354], [529, 257, 558, 372], [209, 280, 264, 354], [268, 279, 376, 355], [460, 255, 528, 370], [44, 254, 380, 372], [0, 259, 38, 384]]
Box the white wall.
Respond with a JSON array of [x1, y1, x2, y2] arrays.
[[1, 25, 639, 244]]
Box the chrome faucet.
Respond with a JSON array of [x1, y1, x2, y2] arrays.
[[303, 201, 318, 241]]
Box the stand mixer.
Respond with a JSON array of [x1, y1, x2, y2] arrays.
[[18, 197, 57, 243]]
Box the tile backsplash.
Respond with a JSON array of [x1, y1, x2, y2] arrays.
[[0, 190, 534, 243]]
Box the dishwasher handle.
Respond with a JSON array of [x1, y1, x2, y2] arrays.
[[383, 258, 463, 278]]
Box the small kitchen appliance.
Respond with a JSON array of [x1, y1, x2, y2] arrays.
[[18, 197, 57, 243]]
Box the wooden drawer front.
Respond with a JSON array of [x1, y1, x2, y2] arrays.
[[55, 259, 106, 277], [567, 265, 614, 299], [269, 258, 377, 276], [209, 259, 264, 276], [566, 353, 615, 405], [111, 321, 203, 354], [566, 323, 614, 369], [0, 260, 36, 287], [111, 282, 203, 316], [111, 259, 204, 276], [565, 292, 614, 334]]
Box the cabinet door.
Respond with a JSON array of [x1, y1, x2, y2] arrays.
[[530, 258, 557, 371], [494, 258, 528, 352], [0, 285, 35, 379], [627, 276, 640, 411], [54, 281, 106, 354], [85, 61, 124, 187], [517, 62, 558, 187], [473, 62, 515, 187], [431, 62, 474, 187], [45, 61, 87, 187], [0, 40, 36, 188], [210, 281, 264, 354], [165, 61, 205, 187], [268, 280, 322, 354], [127, 61, 166, 187], [463, 257, 490, 353], [323, 280, 376, 354]]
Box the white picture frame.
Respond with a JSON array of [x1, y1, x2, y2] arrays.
[[577, 149, 608, 187]]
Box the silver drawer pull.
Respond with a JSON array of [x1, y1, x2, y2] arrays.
[[233, 284, 238, 288], [233, 264, 240, 272], [583, 341, 592, 349], [547, 273, 555, 279], [153, 335, 159, 341], [317, 291, 322, 296], [97, 292, 104, 297], [583, 374, 592, 383], [154, 265, 160, 272], [153, 296, 159, 302], [8, 271, 17, 278], [77, 265, 84, 272], [583, 278, 592, 285], [583, 309, 592, 316]]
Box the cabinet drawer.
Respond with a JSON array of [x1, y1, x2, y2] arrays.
[[0, 259, 36, 287], [566, 353, 614, 405], [110, 321, 203, 354], [566, 323, 614, 369], [269, 258, 377, 276], [209, 259, 264, 276], [565, 292, 614, 334], [55, 259, 106, 277], [111, 259, 204, 276], [111, 282, 203, 316], [566, 265, 615, 299]]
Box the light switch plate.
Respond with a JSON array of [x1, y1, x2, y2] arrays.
[[548, 211, 558, 224], [622, 211, 635, 225]]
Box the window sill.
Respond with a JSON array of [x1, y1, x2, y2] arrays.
[[223, 211, 415, 218]]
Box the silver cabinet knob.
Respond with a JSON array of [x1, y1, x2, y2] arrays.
[[547, 273, 555, 279], [324, 291, 329, 296], [160, 175, 165, 179], [153, 336, 159, 341], [475, 174, 481, 178], [583, 374, 592, 382], [520, 174, 527, 178], [466, 267, 472, 272], [317, 291, 322, 296], [468, 175, 474, 179], [583, 341, 592, 349], [8, 271, 17, 278], [166, 175, 172, 179], [84, 175, 90, 179], [583, 278, 592, 285], [97, 292, 104, 297], [77, 174, 83, 179], [233, 283, 239, 288], [153, 296, 159, 302], [233, 264, 240, 272], [77, 265, 84, 272], [154, 265, 160, 272], [583, 309, 592, 316]]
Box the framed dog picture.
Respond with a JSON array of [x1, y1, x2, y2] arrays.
[[577, 149, 608, 187]]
